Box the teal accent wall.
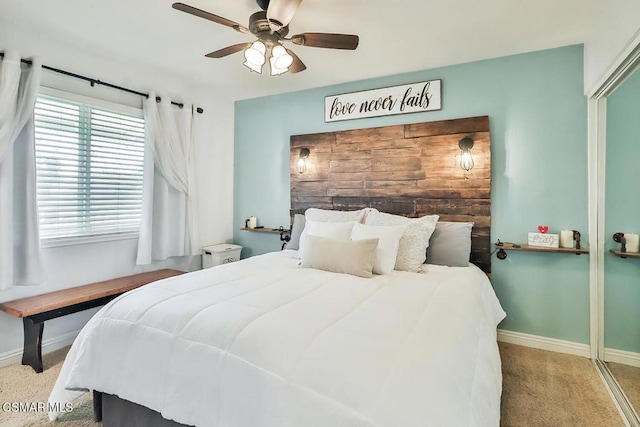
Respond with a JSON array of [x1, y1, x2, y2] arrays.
[[604, 66, 640, 353], [234, 45, 589, 343]]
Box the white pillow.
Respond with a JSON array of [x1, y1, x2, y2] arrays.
[[300, 235, 378, 278], [305, 208, 372, 223], [298, 220, 356, 259], [365, 212, 439, 272], [350, 223, 406, 275]]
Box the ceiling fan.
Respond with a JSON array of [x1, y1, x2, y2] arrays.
[[172, 0, 359, 76]]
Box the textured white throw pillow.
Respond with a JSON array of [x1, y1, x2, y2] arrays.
[[365, 212, 439, 272], [298, 220, 356, 259], [301, 235, 378, 278], [350, 223, 407, 275]]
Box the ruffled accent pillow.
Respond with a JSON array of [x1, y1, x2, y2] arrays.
[[365, 212, 439, 272]]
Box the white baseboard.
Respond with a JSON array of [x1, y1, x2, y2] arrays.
[[497, 329, 591, 358], [0, 329, 81, 369], [604, 348, 640, 368]]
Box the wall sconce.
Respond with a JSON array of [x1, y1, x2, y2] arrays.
[[297, 147, 310, 173], [458, 137, 474, 171]]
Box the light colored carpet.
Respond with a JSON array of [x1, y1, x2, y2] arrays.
[[0, 347, 95, 427], [608, 361, 640, 414], [500, 342, 624, 426], [0, 343, 626, 426]]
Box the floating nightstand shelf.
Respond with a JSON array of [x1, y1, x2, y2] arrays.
[[495, 240, 588, 260], [610, 232, 640, 259], [240, 227, 291, 250], [609, 249, 640, 259]]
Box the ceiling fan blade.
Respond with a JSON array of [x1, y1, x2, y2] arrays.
[[267, 0, 302, 30], [205, 43, 252, 59], [286, 49, 307, 74], [172, 2, 250, 34], [290, 33, 359, 50]]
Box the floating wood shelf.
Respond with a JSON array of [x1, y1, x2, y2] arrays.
[[496, 242, 588, 260], [241, 227, 291, 250], [240, 227, 289, 233], [610, 249, 640, 259]]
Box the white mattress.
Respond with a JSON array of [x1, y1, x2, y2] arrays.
[[49, 250, 506, 426]]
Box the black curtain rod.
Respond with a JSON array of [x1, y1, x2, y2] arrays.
[[0, 52, 204, 114]]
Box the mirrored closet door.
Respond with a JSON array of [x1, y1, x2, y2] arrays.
[[602, 59, 640, 424]]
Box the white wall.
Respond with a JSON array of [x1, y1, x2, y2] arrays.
[[584, 0, 640, 93], [0, 22, 234, 359]]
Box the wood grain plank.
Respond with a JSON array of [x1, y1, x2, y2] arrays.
[[330, 159, 372, 172], [330, 150, 372, 160], [290, 181, 327, 197], [368, 198, 416, 215], [336, 125, 404, 144], [291, 132, 335, 148], [416, 178, 491, 189], [371, 157, 422, 172], [325, 181, 365, 190], [371, 148, 422, 158], [405, 116, 490, 138], [359, 139, 418, 151], [327, 172, 366, 181], [364, 170, 426, 181], [291, 196, 333, 210], [331, 197, 370, 210], [365, 181, 418, 190]]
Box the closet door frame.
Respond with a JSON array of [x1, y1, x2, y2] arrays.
[[588, 31, 640, 427]]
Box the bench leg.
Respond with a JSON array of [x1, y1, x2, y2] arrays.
[[22, 317, 44, 373]]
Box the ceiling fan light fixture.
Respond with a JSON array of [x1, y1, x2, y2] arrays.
[[269, 44, 293, 75], [244, 41, 266, 65], [272, 44, 294, 69], [244, 60, 263, 73]]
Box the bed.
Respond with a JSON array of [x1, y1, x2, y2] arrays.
[[49, 249, 504, 426], [49, 115, 503, 426]]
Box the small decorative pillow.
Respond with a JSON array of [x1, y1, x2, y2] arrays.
[[304, 208, 371, 223], [350, 223, 407, 275], [286, 214, 306, 250], [300, 235, 379, 278], [365, 212, 439, 272], [298, 220, 356, 259], [426, 221, 474, 267]]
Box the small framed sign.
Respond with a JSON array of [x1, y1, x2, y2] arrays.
[[324, 79, 442, 122], [527, 232, 560, 248]]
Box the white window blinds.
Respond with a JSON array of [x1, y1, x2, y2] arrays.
[[34, 93, 145, 241]]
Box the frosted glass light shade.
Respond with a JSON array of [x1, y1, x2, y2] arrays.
[[244, 41, 266, 70]]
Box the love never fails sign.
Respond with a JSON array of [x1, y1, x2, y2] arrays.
[[324, 80, 442, 122]]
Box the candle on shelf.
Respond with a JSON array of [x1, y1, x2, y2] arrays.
[[560, 229, 574, 249], [624, 233, 640, 253], [248, 216, 258, 229]]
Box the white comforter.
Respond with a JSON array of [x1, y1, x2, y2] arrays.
[[49, 251, 506, 426]]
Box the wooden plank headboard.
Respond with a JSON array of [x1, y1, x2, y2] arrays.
[[290, 116, 491, 272]]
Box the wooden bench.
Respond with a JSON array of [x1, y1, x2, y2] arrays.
[[0, 269, 184, 373]]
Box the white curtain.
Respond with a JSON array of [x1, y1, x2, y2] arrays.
[[0, 51, 44, 290], [136, 94, 199, 265]]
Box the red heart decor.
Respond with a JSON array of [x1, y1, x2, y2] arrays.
[[537, 225, 549, 234]]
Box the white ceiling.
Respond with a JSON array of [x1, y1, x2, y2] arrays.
[[1, 0, 598, 101]]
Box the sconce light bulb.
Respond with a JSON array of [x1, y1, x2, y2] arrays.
[[297, 158, 307, 173], [460, 151, 474, 172]]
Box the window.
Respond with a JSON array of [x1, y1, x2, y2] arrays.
[[34, 90, 145, 243]]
